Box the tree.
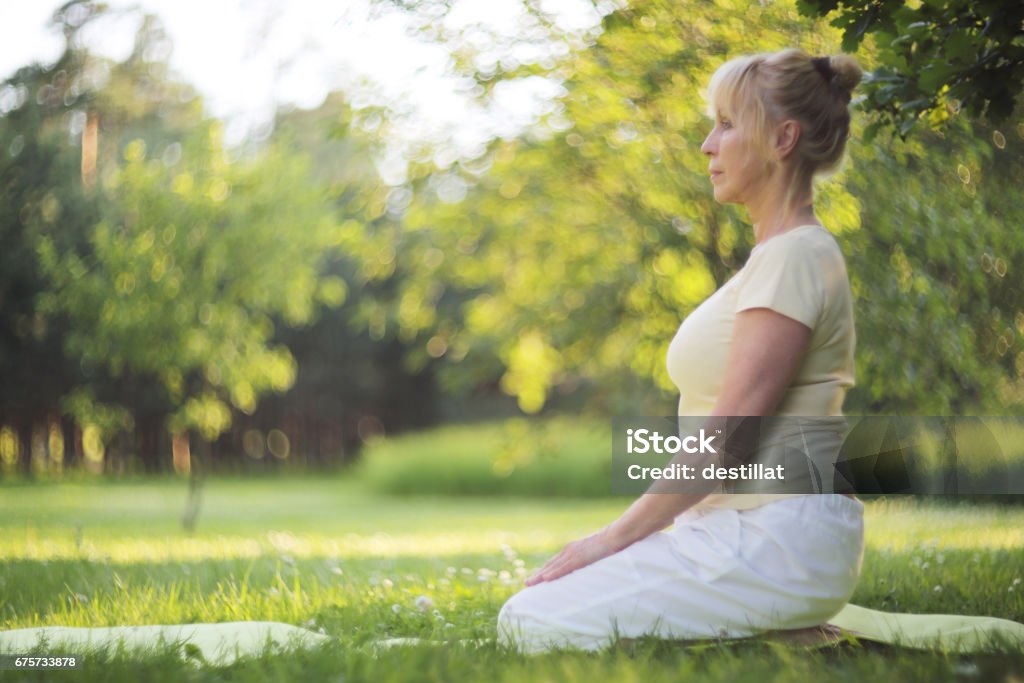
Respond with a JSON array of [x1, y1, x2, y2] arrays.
[[38, 122, 349, 444], [3, 2, 354, 473], [364, 0, 1024, 415], [0, 2, 110, 475], [796, 0, 1024, 139]]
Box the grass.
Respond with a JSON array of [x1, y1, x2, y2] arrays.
[[354, 416, 613, 497], [1, 474, 1023, 681]]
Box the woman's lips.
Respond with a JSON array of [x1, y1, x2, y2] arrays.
[[710, 171, 723, 180]]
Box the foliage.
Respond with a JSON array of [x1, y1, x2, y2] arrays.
[[797, 0, 1024, 139], [0, 56, 97, 433], [358, 0, 1024, 415], [1, 1, 373, 459], [842, 115, 1024, 413], [38, 123, 347, 439]]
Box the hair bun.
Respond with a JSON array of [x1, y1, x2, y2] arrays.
[[826, 54, 863, 93]]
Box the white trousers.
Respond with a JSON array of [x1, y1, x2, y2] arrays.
[[497, 494, 864, 654]]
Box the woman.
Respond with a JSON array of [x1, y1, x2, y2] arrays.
[[497, 48, 867, 654]]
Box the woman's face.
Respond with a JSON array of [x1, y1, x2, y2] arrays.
[[700, 110, 768, 206]]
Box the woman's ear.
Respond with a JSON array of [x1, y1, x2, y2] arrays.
[[774, 120, 801, 160]]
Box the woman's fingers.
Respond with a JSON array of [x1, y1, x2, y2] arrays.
[[526, 543, 582, 585], [524, 533, 619, 586], [525, 553, 564, 585]]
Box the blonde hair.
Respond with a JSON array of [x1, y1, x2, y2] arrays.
[[704, 49, 863, 211]]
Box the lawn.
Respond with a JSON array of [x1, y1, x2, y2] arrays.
[[1, 475, 1023, 681]]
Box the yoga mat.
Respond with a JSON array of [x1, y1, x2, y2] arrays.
[[0, 622, 333, 667], [2, 606, 1022, 664], [827, 604, 1024, 653]]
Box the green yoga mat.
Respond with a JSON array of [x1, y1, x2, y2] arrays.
[[826, 603, 1024, 652], [0, 622, 333, 667], [1, 605, 1021, 665]]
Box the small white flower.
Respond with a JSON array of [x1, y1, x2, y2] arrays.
[[414, 595, 434, 611], [934, 585, 942, 593], [391, 604, 401, 614], [1014, 578, 1021, 586], [953, 662, 980, 677], [446, 567, 457, 576], [515, 567, 528, 577], [1010, 586, 1016, 593], [281, 555, 296, 566], [460, 567, 473, 576], [303, 618, 316, 628], [513, 559, 525, 568], [499, 570, 512, 584], [74, 593, 89, 603], [444, 623, 455, 629], [331, 567, 344, 576], [382, 578, 394, 589], [921, 562, 930, 570], [269, 587, 279, 596]]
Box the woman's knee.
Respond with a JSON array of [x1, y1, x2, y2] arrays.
[[497, 585, 573, 653], [496, 589, 536, 642]]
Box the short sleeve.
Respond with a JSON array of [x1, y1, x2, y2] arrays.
[[734, 234, 827, 329]]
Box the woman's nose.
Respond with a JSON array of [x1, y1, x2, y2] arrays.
[[701, 132, 715, 156]]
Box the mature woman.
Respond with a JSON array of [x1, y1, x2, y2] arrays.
[[497, 48, 867, 654]]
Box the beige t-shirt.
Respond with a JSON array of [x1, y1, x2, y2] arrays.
[[666, 224, 856, 510]]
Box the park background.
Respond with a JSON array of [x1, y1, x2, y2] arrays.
[[2, 0, 1023, 680]]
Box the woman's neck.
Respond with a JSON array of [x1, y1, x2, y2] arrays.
[[749, 201, 819, 245]]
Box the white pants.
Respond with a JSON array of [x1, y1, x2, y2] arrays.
[[497, 494, 864, 654]]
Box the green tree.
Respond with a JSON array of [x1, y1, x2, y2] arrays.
[[797, 0, 1024, 138], [39, 122, 348, 443], [0, 2, 109, 475], [367, 0, 1024, 415]]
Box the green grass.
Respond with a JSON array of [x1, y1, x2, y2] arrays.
[[1, 475, 1023, 681], [354, 416, 614, 497]]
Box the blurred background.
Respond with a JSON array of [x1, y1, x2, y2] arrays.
[[1, 0, 1022, 486]]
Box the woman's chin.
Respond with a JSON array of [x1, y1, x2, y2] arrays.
[[711, 186, 733, 204]]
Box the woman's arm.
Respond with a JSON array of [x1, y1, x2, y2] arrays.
[[525, 307, 813, 585]]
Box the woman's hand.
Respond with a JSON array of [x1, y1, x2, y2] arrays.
[[524, 528, 624, 586]]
